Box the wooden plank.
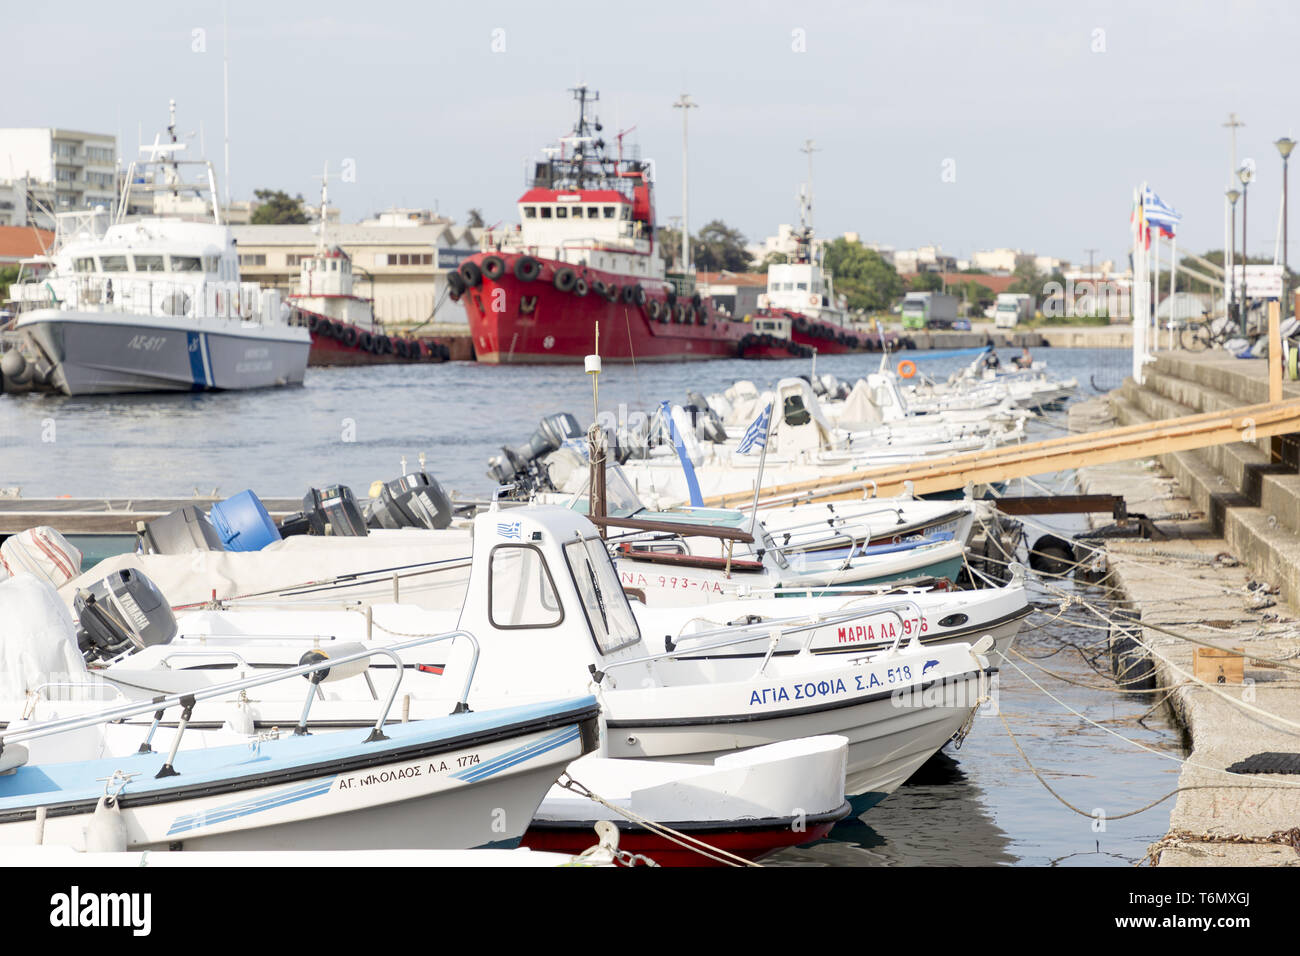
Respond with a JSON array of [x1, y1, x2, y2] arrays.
[[585, 514, 755, 543], [704, 396, 1300, 506]]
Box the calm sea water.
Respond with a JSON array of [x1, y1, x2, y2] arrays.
[[0, 346, 1132, 500], [0, 344, 1183, 865]]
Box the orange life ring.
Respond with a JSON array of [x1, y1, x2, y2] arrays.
[[898, 359, 917, 379]]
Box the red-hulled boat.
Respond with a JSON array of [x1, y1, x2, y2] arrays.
[[456, 87, 749, 364], [289, 175, 452, 366], [521, 807, 848, 867], [740, 188, 898, 359]]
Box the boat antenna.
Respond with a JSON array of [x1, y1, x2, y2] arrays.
[[222, 0, 231, 206], [586, 324, 606, 536], [314, 161, 330, 253]]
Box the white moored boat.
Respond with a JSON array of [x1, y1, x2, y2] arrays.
[[2, 102, 310, 396]]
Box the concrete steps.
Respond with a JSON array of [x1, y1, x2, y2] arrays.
[[1109, 353, 1300, 602]]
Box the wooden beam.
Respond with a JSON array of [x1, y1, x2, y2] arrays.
[[1270, 300, 1283, 404], [703, 397, 1300, 506]]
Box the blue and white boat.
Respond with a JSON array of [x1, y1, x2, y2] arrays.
[[0, 633, 599, 852]]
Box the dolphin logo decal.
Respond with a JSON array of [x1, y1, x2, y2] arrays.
[[921, 659, 940, 676]]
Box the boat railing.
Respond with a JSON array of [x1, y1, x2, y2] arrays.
[[599, 599, 922, 679], [0, 629, 482, 761]]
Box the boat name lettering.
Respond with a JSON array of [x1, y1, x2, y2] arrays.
[[338, 762, 442, 789], [749, 678, 847, 706], [126, 335, 167, 352], [243, 347, 270, 359], [836, 616, 928, 644], [234, 360, 274, 374]]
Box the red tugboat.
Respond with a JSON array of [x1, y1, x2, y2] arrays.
[[457, 87, 749, 364], [289, 171, 451, 366], [741, 174, 898, 359]]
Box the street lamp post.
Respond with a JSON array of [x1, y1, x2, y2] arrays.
[[1227, 187, 1241, 326], [672, 94, 697, 273], [1277, 138, 1296, 320], [1239, 163, 1254, 335]]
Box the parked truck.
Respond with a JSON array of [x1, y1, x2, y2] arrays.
[[900, 292, 959, 330], [993, 292, 1034, 329]]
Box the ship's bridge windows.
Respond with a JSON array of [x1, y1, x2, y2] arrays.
[[523, 205, 537, 218], [555, 206, 568, 219], [602, 206, 615, 219], [540, 206, 553, 219], [73, 257, 96, 273], [100, 255, 128, 272], [570, 206, 583, 219], [587, 206, 601, 219], [621, 207, 631, 220], [170, 255, 202, 272], [134, 254, 165, 273], [796, 282, 808, 290]]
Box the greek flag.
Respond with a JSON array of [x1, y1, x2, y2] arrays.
[[1142, 187, 1182, 238], [737, 401, 772, 454]]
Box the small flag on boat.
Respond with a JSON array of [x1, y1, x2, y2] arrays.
[[737, 401, 772, 454]]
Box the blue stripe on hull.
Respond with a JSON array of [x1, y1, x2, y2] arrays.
[[186, 331, 207, 390]]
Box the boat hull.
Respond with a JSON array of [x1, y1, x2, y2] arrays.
[[604, 668, 987, 799], [16, 311, 309, 395], [521, 802, 850, 866], [0, 702, 599, 852], [460, 252, 749, 364]]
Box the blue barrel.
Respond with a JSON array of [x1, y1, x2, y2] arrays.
[[210, 490, 281, 552]]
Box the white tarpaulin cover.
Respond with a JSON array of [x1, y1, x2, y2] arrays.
[[0, 527, 83, 588], [0, 574, 87, 698], [60, 529, 475, 612]]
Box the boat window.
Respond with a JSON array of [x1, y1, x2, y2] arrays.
[[540, 206, 553, 219], [587, 206, 601, 219], [796, 282, 808, 290], [523, 206, 537, 218], [489, 545, 563, 629], [170, 255, 202, 272], [621, 207, 631, 220], [556, 206, 568, 219], [74, 257, 96, 273], [603, 207, 615, 219], [570, 206, 583, 219], [564, 536, 640, 655], [203, 256, 220, 273], [100, 255, 128, 272], [783, 393, 812, 427], [135, 254, 165, 273]]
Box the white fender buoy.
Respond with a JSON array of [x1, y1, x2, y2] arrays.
[[85, 795, 128, 853]]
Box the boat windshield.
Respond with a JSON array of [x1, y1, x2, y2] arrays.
[[488, 544, 563, 629], [564, 536, 640, 655]]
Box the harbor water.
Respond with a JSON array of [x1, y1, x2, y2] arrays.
[[0, 346, 1131, 499], [0, 344, 1184, 866]]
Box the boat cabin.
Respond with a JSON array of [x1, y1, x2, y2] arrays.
[[291, 244, 375, 329]]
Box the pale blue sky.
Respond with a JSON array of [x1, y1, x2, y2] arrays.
[[6, 0, 1297, 267]]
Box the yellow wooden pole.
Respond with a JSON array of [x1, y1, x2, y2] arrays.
[[1269, 299, 1282, 404]]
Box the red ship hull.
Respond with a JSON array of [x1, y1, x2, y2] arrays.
[[298, 309, 455, 367], [459, 252, 749, 364], [520, 805, 847, 866], [740, 309, 900, 359]]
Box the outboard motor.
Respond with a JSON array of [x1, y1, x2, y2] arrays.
[[684, 395, 727, 444], [280, 485, 369, 537], [365, 472, 452, 530], [74, 568, 177, 663], [138, 506, 227, 555], [487, 413, 582, 484]]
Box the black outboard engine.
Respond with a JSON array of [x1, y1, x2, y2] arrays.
[[74, 568, 177, 663], [280, 485, 369, 537], [365, 472, 452, 530], [487, 413, 582, 485], [137, 506, 227, 555], [686, 391, 728, 444]]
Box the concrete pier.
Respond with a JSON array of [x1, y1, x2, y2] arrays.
[[1074, 353, 1300, 866]]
